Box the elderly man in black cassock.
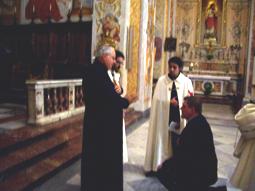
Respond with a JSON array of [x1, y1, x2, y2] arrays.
[[80, 45, 136, 191]]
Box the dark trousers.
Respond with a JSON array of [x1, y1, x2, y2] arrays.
[[171, 132, 180, 155], [157, 159, 209, 191]]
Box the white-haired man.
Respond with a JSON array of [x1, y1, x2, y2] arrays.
[[81, 45, 136, 191]]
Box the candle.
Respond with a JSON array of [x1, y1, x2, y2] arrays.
[[80, 1, 83, 9], [32, 5, 35, 13], [68, 2, 72, 11], [14, 6, 16, 14], [49, 3, 52, 12], [189, 62, 194, 72]]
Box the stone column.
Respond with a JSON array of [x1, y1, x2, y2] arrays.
[[244, 0, 255, 102]]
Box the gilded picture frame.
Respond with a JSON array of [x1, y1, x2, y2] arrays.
[[196, 0, 227, 47]]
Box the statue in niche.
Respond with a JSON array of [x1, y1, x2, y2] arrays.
[[204, 1, 218, 45]]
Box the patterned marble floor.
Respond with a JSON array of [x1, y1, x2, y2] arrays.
[[34, 103, 243, 191]]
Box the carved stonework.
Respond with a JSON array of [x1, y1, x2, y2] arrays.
[[231, 21, 242, 43], [98, 13, 120, 48], [94, 0, 121, 49], [188, 75, 238, 96], [178, 1, 194, 11], [176, 0, 197, 58], [26, 79, 84, 125], [229, 2, 245, 17], [103, 0, 118, 4]]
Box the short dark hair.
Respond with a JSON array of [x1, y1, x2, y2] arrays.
[[183, 96, 202, 114], [168, 56, 183, 68], [115, 50, 125, 59]]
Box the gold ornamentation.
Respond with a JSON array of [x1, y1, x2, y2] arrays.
[[104, 0, 117, 4], [95, 0, 121, 50], [97, 13, 120, 48], [230, 2, 245, 17]]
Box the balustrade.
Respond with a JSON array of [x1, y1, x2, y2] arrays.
[[26, 79, 84, 125]]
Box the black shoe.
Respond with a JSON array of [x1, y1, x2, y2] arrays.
[[145, 171, 157, 177]]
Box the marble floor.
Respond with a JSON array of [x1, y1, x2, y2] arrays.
[[34, 103, 242, 191]]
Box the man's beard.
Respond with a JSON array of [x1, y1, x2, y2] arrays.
[[113, 66, 121, 73], [168, 72, 179, 80]]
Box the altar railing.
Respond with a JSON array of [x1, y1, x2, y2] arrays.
[[26, 79, 84, 125]]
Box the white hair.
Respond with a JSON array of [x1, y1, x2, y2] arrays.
[[96, 45, 114, 57]]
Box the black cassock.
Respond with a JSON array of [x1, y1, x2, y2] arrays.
[[158, 114, 218, 191], [81, 60, 129, 191]]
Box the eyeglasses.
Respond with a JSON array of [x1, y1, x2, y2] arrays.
[[116, 61, 124, 65]]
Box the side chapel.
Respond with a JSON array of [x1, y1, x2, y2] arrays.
[[0, 0, 255, 190]]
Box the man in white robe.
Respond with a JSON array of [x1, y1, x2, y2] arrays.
[[230, 103, 255, 191], [144, 56, 194, 175]]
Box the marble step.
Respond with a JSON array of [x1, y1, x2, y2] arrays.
[[0, 113, 84, 156], [125, 108, 143, 127], [0, 126, 81, 180], [0, 113, 26, 124], [0, 136, 82, 191]]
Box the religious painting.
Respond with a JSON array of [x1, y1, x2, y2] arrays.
[[101, 13, 120, 42], [22, 0, 92, 24], [0, 0, 20, 25], [197, 0, 226, 46], [25, 0, 62, 23], [70, 0, 92, 22], [56, 0, 73, 22], [96, 13, 120, 48]]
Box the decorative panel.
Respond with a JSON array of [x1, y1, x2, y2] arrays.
[[126, 0, 141, 96], [143, 1, 156, 107], [93, 0, 121, 50], [226, 0, 250, 75], [176, 0, 198, 59], [188, 74, 239, 96]]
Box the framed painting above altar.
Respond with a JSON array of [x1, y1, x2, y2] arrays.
[[196, 0, 226, 46]]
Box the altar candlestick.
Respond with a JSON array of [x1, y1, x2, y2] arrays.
[[67, 2, 72, 22], [13, 6, 17, 24], [68, 2, 72, 11], [79, 1, 83, 22]]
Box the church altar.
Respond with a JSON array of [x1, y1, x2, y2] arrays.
[[186, 73, 240, 96], [172, 0, 249, 100]]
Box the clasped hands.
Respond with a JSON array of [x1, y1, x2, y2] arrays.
[[170, 97, 179, 107], [114, 84, 122, 94]]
